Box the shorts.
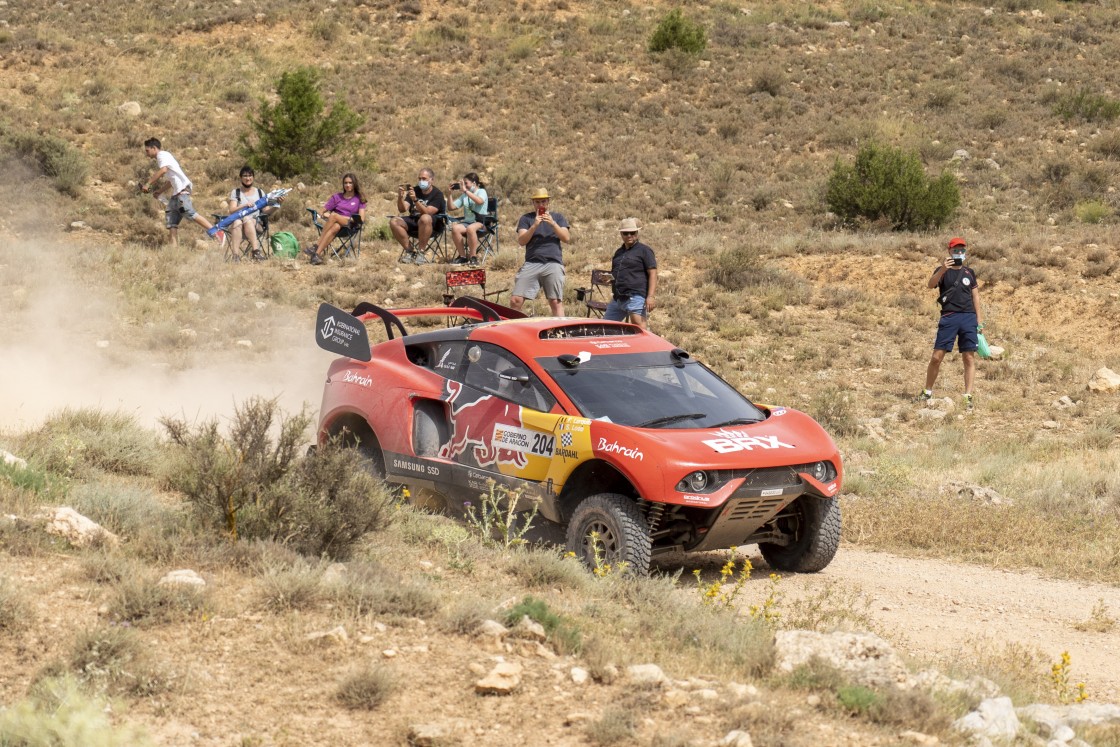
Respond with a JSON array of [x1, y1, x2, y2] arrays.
[[165, 192, 198, 228], [512, 262, 565, 301], [604, 295, 646, 321], [934, 312, 978, 353], [397, 214, 445, 237]]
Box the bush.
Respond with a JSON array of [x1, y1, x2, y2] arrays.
[[239, 67, 364, 179], [19, 408, 158, 480], [4, 131, 88, 196], [335, 665, 396, 710], [649, 9, 707, 55], [1053, 87, 1120, 123], [161, 397, 392, 559], [0, 675, 152, 746], [825, 142, 960, 231]]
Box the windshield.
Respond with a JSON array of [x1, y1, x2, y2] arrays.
[[538, 353, 766, 428]]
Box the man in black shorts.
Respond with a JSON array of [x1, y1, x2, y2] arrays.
[[391, 167, 446, 264], [918, 237, 985, 410]]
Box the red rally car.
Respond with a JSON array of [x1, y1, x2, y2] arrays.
[[314, 298, 843, 575]]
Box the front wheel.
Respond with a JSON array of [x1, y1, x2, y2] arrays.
[[565, 493, 652, 576], [758, 496, 841, 573]]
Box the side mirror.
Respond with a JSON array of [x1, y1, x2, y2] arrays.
[[499, 368, 531, 385]]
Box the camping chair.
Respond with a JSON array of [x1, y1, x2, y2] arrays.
[[398, 214, 451, 265], [213, 211, 271, 262], [442, 269, 509, 306], [575, 270, 612, 317], [307, 208, 362, 261], [475, 197, 500, 264]]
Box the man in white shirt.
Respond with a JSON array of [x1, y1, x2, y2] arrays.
[[141, 138, 222, 248]]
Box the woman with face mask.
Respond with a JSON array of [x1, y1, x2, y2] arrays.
[[449, 172, 489, 266]]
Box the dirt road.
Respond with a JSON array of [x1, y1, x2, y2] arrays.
[[776, 547, 1120, 702]]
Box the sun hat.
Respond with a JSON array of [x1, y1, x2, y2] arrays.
[[618, 217, 641, 233], [530, 188, 550, 200], [948, 237, 967, 249]]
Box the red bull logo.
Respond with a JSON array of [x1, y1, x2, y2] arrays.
[[439, 381, 527, 468]]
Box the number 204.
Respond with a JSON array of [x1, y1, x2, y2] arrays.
[[531, 433, 555, 456]]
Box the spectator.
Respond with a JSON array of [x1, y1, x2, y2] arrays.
[[603, 218, 657, 329], [226, 166, 284, 260], [141, 138, 222, 248], [511, 188, 570, 316], [918, 237, 985, 410], [449, 172, 489, 266], [304, 173, 366, 266], [391, 167, 447, 265]]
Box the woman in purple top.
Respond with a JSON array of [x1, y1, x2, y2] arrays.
[[306, 173, 367, 265]]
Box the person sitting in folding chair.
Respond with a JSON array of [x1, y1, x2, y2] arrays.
[[226, 166, 284, 261], [391, 167, 446, 264], [449, 172, 489, 266], [305, 172, 366, 266]]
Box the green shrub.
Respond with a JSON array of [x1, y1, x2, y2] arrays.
[[239, 67, 364, 179], [162, 397, 391, 559], [506, 595, 582, 654], [1054, 87, 1120, 123], [825, 142, 960, 230], [19, 408, 158, 480], [4, 131, 89, 196], [0, 675, 152, 746], [649, 9, 707, 55], [809, 386, 860, 438], [1074, 199, 1111, 224]]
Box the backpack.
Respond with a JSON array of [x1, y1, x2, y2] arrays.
[[270, 231, 300, 258]]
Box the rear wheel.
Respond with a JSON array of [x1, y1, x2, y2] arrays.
[[565, 493, 652, 576], [758, 496, 841, 573]]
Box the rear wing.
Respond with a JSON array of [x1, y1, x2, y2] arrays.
[[314, 297, 526, 360]]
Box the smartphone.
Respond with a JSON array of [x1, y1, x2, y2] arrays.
[[537, 205, 547, 217], [952, 257, 963, 267]]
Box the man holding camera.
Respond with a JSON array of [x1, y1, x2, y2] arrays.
[[512, 188, 570, 316], [391, 167, 446, 264], [918, 237, 984, 410]]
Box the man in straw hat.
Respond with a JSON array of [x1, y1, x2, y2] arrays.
[[604, 217, 657, 329], [918, 236, 984, 411], [512, 187, 571, 316]]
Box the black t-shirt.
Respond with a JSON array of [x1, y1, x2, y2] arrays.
[[937, 266, 979, 314], [407, 185, 447, 216], [610, 241, 657, 298], [516, 211, 570, 264]]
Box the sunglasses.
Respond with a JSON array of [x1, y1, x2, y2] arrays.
[[621, 231, 637, 236]]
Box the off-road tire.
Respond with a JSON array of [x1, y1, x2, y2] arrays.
[[565, 493, 652, 576], [758, 495, 841, 573], [357, 432, 387, 480]]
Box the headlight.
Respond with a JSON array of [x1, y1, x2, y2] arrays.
[[676, 470, 711, 493], [797, 461, 836, 483]]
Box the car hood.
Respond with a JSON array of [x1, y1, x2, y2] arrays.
[[587, 407, 839, 470]]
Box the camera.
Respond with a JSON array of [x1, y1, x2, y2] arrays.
[[952, 256, 964, 267], [451, 182, 461, 190]]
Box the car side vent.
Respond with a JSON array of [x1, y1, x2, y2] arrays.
[[539, 323, 641, 340]]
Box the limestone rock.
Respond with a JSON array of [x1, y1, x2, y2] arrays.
[[1, 450, 27, 469], [475, 661, 522, 695], [38, 507, 119, 548], [1088, 367, 1120, 392], [774, 630, 909, 689], [117, 101, 141, 117], [305, 625, 349, 646], [953, 696, 1020, 740], [157, 569, 205, 588]]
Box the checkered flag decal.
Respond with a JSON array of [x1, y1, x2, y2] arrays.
[[561, 433, 573, 447]]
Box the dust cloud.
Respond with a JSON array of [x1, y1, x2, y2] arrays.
[[0, 234, 328, 435]]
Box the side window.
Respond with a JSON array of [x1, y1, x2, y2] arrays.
[[407, 341, 468, 382], [463, 344, 555, 412]]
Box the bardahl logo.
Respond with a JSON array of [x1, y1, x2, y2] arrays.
[[596, 438, 643, 461], [702, 429, 795, 454]]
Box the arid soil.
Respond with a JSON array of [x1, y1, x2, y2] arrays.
[[775, 545, 1120, 702]]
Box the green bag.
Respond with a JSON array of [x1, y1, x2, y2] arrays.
[[977, 330, 992, 360], [270, 231, 300, 259]]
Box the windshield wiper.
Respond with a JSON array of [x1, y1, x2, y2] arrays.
[[711, 417, 763, 428], [637, 412, 706, 428]]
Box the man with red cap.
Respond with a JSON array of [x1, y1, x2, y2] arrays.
[[918, 237, 984, 410]]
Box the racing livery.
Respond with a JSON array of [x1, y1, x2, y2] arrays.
[[314, 299, 843, 574]]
